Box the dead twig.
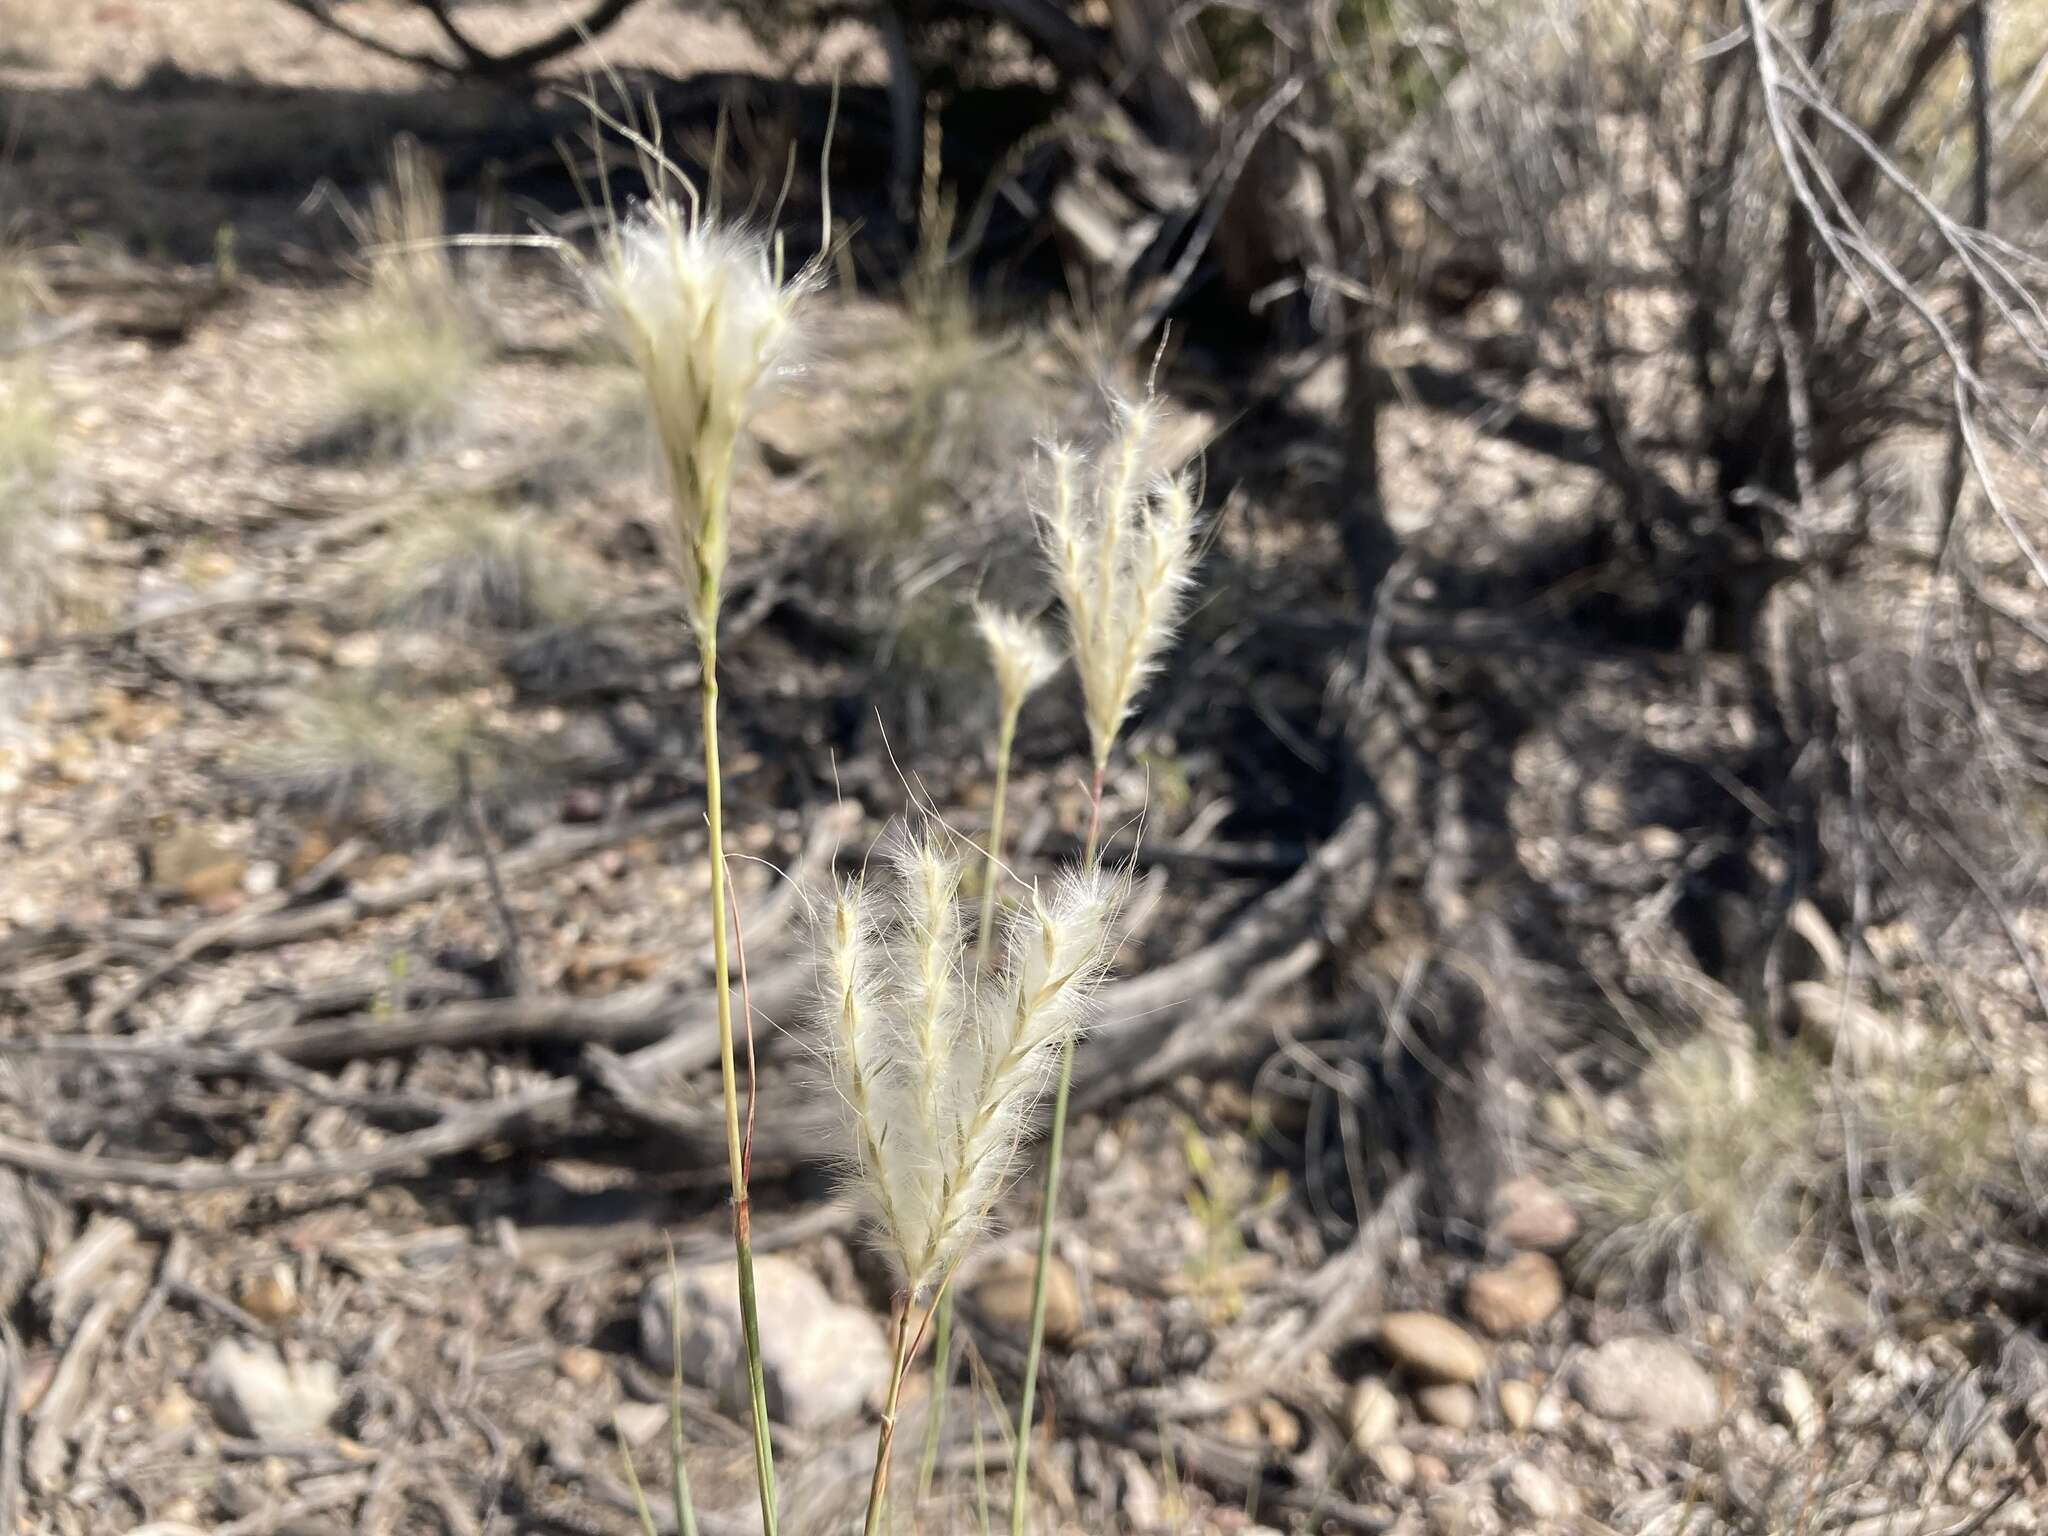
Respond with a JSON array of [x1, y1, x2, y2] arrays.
[[455, 750, 531, 997], [26, 1270, 145, 1491], [0, 1081, 577, 1192]]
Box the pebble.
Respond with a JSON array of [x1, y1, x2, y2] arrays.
[[1377, 1312, 1487, 1384], [1498, 1378, 1538, 1432], [1571, 1336, 1718, 1432], [237, 1264, 297, 1325], [1771, 1367, 1822, 1446], [1416, 1382, 1479, 1430], [1345, 1377, 1400, 1448], [557, 1346, 607, 1387], [1499, 1460, 1573, 1521], [612, 1401, 669, 1445], [639, 1256, 890, 1431], [150, 1384, 196, 1432], [1489, 1176, 1579, 1253], [1415, 1452, 1451, 1488], [1368, 1441, 1417, 1489], [1464, 1252, 1564, 1336], [970, 1253, 1083, 1347], [201, 1340, 341, 1441]]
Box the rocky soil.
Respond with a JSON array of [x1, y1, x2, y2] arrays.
[[2, 5, 2045, 1536]]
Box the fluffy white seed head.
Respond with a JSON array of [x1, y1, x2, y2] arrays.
[[974, 604, 1063, 721], [584, 200, 813, 645], [811, 831, 1122, 1296], [1037, 395, 1202, 767]]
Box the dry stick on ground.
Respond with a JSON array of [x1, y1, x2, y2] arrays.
[[0, 1079, 577, 1192], [82, 837, 363, 1031], [25, 1269, 145, 1492], [0, 1319, 22, 1536], [270, 0, 644, 76], [455, 750, 531, 997], [1, 801, 704, 967]]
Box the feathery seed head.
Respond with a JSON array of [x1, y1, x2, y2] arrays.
[[973, 604, 1063, 720], [1036, 395, 1203, 767], [584, 199, 814, 645], [810, 831, 1123, 1297]]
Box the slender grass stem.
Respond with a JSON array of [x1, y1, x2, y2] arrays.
[[970, 712, 1019, 979], [863, 1298, 920, 1536], [669, 1257, 702, 1536], [1008, 760, 1106, 1536], [701, 647, 779, 1535], [916, 1275, 954, 1501], [924, 705, 1022, 1499]]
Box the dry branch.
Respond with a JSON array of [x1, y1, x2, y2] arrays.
[[0, 1080, 577, 1192]]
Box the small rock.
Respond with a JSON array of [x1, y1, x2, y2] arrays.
[[558, 1346, 607, 1387], [970, 1253, 1083, 1347], [333, 631, 382, 669], [1414, 1453, 1451, 1488], [749, 397, 844, 475], [1499, 1379, 1538, 1432], [1346, 1377, 1400, 1449], [1490, 1176, 1579, 1253], [1572, 1336, 1718, 1432], [1464, 1252, 1564, 1336], [242, 860, 281, 898], [639, 1256, 890, 1431], [1499, 1461, 1573, 1521], [612, 1402, 668, 1445], [237, 1264, 297, 1325], [1221, 1402, 1263, 1447], [1117, 1448, 1165, 1531], [1789, 981, 1906, 1070], [1771, 1367, 1822, 1446], [1377, 1312, 1487, 1384], [201, 1340, 341, 1441], [148, 826, 247, 912], [1638, 825, 1686, 860], [1368, 1441, 1416, 1489], [1256, 1398, 1302, 1452], [1416, 1382, 1479, 1430], [150, 1384, 197, 1432]]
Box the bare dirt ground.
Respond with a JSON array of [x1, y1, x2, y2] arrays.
[[3, 5, 2047, 1536]]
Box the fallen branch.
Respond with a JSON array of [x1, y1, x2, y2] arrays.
[[26, 1270, 145, 1492], [0, 1081, 577, 1192]]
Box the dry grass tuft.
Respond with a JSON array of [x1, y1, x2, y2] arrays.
[[240, 680, 528, 830], [325, 136, 484, 451], [0, 363, 65, 633], [1569, 1025, 2038, 1324], [375, 501, 583, 636], [1570, 1036, 1821, 1321]]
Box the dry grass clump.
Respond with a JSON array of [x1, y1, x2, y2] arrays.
[[240, 681, 520, 829], [818, 827, 1122, 1531], [1570, 1036, 1821, 1322], [0, 363, 65, 634], [376, 501, 581, 635], [325, 136, 484, 452], [1570, 1025, 2037, 1323]]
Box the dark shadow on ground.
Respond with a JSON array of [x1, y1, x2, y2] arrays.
[[0, 62, 1064, 285]]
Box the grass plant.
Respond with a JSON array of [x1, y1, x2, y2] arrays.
[[327, 136, 482, 451], [1009, 397, 1201, 1535], [571, 137, 818, 1536], [818, 830, 1122, 1535]]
